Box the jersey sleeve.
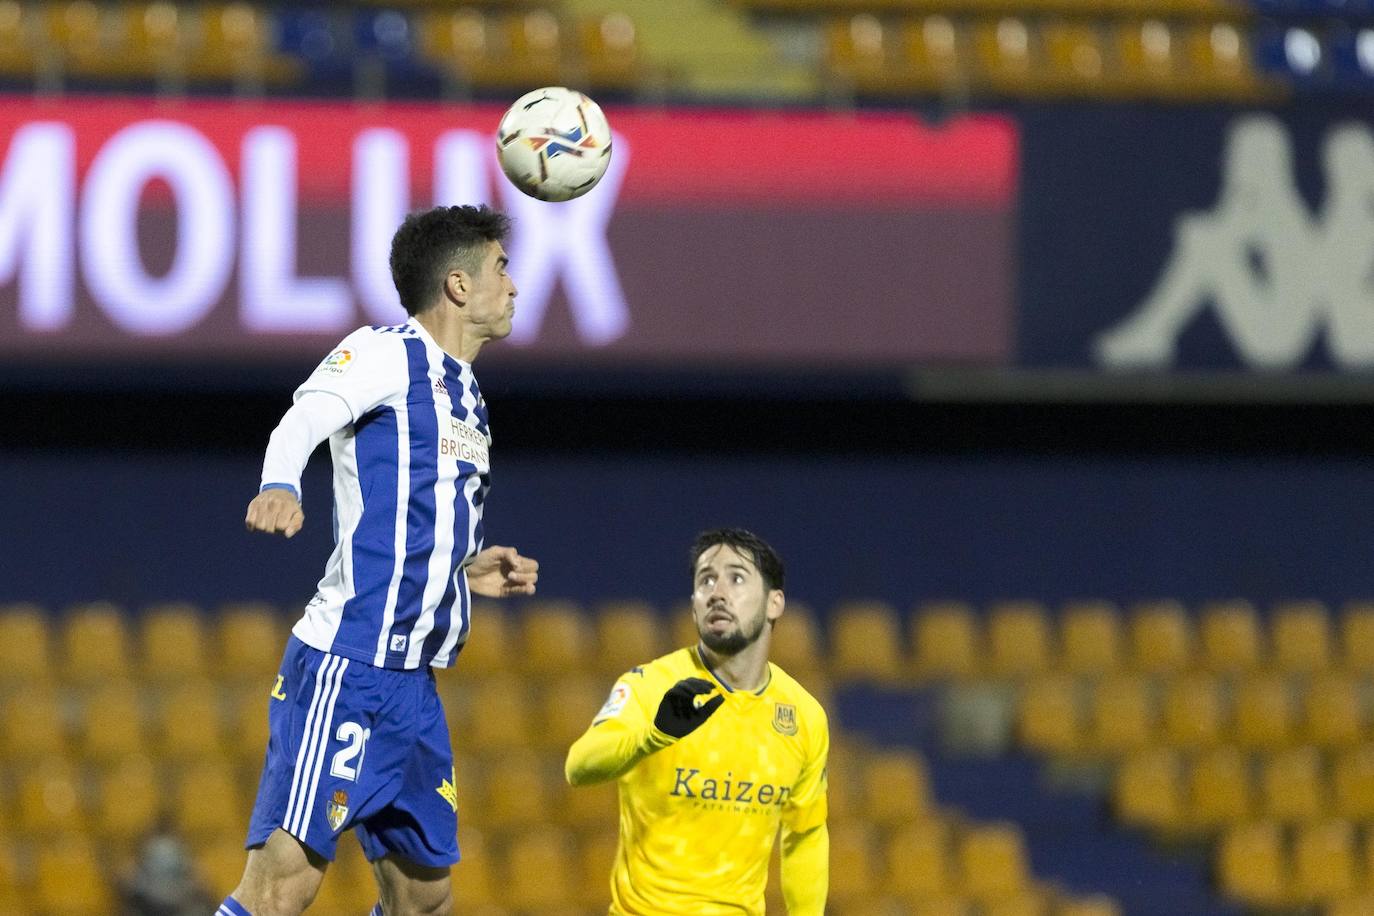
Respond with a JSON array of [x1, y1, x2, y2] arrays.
[[782, 701, 829, 833], [565, 666, 673, 786], [294, 327, 407, 422]]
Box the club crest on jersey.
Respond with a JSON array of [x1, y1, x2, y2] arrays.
[[317, 348, 354, 376], [326, 790, 349, 832], [772, 703, 798, 736]]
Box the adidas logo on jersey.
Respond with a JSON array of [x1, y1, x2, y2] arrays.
[[433, 377, 448, 397]]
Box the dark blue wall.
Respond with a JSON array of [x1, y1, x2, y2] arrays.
[[4, 450, 1371, 618]]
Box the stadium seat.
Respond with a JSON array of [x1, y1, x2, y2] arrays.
[[885, 819, 954, 902], [1058, 601, 1123, 676], [1198, 599, 1264, 675], [1127, 600, 1194, 675], [91, 754, 160, 847], [518, 600, 590, 679], [828, 821, 880, 907], [60, 600, 132, 685], [824, 14, 892, 93], [575, 828, 618, 910], [1017, 674, 1082, 756], [76, 679, 145, 764], [1058, 897, 1122, 916], [532, 674, 608, 752], [466, 675, 535, 752], [190, 3, 300, 85], [1232, 673, 1296, 750], [215, 602, 286, 686], [1114, 747, 1185, 832], [446, 599, 509, 681], [1292, 818, 1358, 904], [1180, 21, 1263, 98], [1085, 674, 1155, 756], [970, 17, 1037, 96], [556, 773, 618, 830], [31, 834, 112, 915], [0, 840, 27, 915], [830, 600, 905, 683], [310, 838, 376, 913], [155, 680, 227, 761], [1188, 747, 1255, 830], [860, 750, 932, 826], [576, 12, 642, 92], [1, 684, 67, 760], [1340, 601, 1374, 673], [592, 600, 666, 677], [1260, 746, 1327, 822], [138, 601, 207, 682], [912, 601, 982, 680], [452, 754, 486, 826], [502, 10, 566, 89], [0, 1, 36, 79], [897, 16, 965, 93], [1271, 600, 1334, 674], [15, 758, 83, 835], [771, 601, 825, 681], [226, 685, 272, 767], [1303, 673, 1363, 748], [823, 738, 863, 824], [986, 601, 1053, 678], [1112, 19, 1181, 95], [1332, 745, 1374, 820], [483, 749, 554, 828], [169, 761, 244, 843], [449, 827, 498, 909], [0, 602, 53, 687], [1040, 20, 1106, 94], [121, 2, 187, 78], [1160, 673, 1225, 749], [957, 822, 1030, 904], [1217, 820, 1288, 907], [42, 1, 111, 78], [502, 829, 577, 910]]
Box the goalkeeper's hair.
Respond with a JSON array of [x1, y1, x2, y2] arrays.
[[389, 204, 512, 316], [690, 528, 785, 592]]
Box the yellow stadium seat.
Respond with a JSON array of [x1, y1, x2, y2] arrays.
[[987, 601, 1053, 678], [771, 602, 825, 681], [885, 819, 953, 902], [91, 755, 160, 847], [226, 685, 271, 767], [575, 828, 618, 910], [1217, 821, 1287, 907], [0, 602, 53, 687], [1180, 21, 1261, 98], [1127, 601, 1194, 675], [1198, 600, 1264, 675], [1261, 746, 1327, 823], [1112, 19, 1181, 95], [32, 834, 113, 915], [1085, 674, 1155, 756], [519, 600, 590, 679], [592, 601, 666, 677], [1040, 20, 1106, 95], [1017, 675, 1083, 756], [861, 750, 931, 826], [823, 739, 862, 824], [121, 2, 186, 76], [483, 750, 553, 828], [60, 600, 132, 685], [556, 775, 618, 830], [970, 17, 1037, 96], [0, 2, 37, 78], [1058, 601, 1123, 675], [985, 894, 1049, 916], [1114, 747, 1184, 832], [1305, 673, 1363, 748], [898, 16, 965, 93], [1340, 602, 1374, 673], [446, 600, 510, 681], [532, 675, 607, 753], [1333, 745, 1374, 820], [215, 602, 286, 686], [169, 761, 244, 843], [155, 680, 227, 762], [139, 601, 207, 682], [1329, 895, 1374, 916], [42, 1, 107, 78], [0, 840, 27, 915], [17, 758, 84, 836], [577, 12, 641, 92], [1058, 896, 1122, 916], [503, 10, 565, 89], [828, 821, 879, 907], [912, 602, 982, 680], [1233, 674, 1296, 750], [450, 827, 498, 909], [957, 822, 1029, 904], [310, 839, 375, 913], [466, 675, 535, 753], [503, 829, 576, 910], [1272, 601, 1334, 675], [190, 3, 301, 86], [823, 14, 890, 92], [1, 684, 66, 760], [1188, 747, 1254, 831], [1292, 818, 1358, 904], [77, 679, 145, 764], [830, 601, 905, 683], [452, 754, 485, 827], [1160, 673, 1225, 750]]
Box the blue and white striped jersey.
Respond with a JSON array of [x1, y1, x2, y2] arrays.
[[291, 318, 491, 670]]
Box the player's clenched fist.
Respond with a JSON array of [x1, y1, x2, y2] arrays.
[[245, 488, 305, 538], [654, 677, 725, 739]]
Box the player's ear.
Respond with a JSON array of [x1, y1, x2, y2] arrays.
[[445, 269, 469, 306], [766, 589, 785, 624]]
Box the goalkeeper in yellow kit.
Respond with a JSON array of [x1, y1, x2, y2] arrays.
[[566, 528, 829, 915]]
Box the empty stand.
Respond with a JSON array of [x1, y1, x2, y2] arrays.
[[830, 600, 905, 683]]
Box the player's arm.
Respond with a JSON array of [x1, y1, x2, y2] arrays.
[[464, 546, 540, 597], [244, 391, 352, 538], [780, 822, 829, 916], [565, 677, 723, 786]]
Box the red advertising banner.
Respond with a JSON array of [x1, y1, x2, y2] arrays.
[[0, 96, 1017, 366]]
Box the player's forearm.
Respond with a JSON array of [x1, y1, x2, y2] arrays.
[[780, 823, 829, 916], [260, 391, 352, 496], [565, 720, 675, 786]]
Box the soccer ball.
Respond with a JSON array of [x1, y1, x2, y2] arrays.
[[496, 87, 613, 202]]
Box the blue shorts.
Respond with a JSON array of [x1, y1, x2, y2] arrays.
[[247, 636, 460, 867]]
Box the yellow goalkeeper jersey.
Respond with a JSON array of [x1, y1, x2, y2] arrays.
[[566, 646, 829, 916]]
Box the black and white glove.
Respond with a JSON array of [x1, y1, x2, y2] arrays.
[[654, 677, 725, 739]]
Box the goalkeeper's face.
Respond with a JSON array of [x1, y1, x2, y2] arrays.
[[691, 545, 783, 656]]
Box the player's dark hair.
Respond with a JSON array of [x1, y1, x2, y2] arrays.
[[690, 528, 785, 592], [389, 205, 512, 316]]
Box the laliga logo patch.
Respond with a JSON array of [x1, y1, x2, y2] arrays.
[[326, 790, 349, 832], [772, 703, 798, 736], [318, 348, 354, 376], [596, 682, 631, 720]]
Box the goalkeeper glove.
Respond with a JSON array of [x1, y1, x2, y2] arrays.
[[654, 677, 725, 739]]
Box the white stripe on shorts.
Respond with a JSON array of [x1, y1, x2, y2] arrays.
[[296, 656, 349, 837], [284, 654, 345, 838]]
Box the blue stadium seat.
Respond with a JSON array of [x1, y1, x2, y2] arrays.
[[353, 9, 441, 92], [1253, 23, 1332, 88], [1329, 26, 1374, 87], [275, 8, 351, 90]]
